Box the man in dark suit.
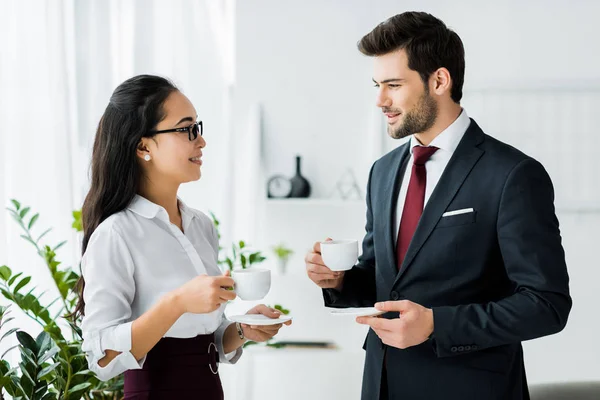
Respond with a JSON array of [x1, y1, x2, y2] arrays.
[[305, 11, 571, 400]]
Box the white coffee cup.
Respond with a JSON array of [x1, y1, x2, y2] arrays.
[[231, 268, 271, 300], [320, 240, 358, 271]]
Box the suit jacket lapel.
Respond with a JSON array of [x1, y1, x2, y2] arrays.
[[393, 120, 485, 285]]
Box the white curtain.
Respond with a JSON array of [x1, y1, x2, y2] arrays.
[[0, 0, 234, 372]]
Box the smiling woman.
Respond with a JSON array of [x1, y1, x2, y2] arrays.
[[73, 75, 290, 399]]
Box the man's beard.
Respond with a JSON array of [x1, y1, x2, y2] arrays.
[[387, 89, 438, 139]]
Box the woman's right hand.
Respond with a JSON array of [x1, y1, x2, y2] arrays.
[[174, 272, 236, 314]]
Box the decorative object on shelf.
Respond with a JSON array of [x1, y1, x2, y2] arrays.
[[289, 155, 311, 198], [272, 243, 294, 274], [267, 175, 292, 198], [333, 168, 363, 200]]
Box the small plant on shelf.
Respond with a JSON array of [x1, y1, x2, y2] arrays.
[[272, 244, 294, 273], [209, 212, 266, 271]]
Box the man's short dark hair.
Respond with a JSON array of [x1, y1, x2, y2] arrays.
[[359, 11, 465, 103]]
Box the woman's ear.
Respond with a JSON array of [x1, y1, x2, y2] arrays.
[[136, 139, 151, 161]]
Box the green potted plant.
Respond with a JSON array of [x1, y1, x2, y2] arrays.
[[271, 244, 294, 274], [0, 200, 123, 399], [208, 213, 291, 349], [209, 212, 266, 271]]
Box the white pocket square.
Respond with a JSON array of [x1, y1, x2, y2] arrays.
[[442, 208, 474, 217]]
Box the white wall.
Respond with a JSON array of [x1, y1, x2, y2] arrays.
[[233, 0, 600, 391], [235, 0, 600, 197]]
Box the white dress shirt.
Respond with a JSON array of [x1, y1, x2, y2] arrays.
[[394, 109, 471, 243], [81, 195, 241, 382]]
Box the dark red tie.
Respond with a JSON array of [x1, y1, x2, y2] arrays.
[[397, 146, 439, 269]]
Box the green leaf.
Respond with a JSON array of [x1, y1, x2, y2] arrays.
[[1, 344, 18, 359], [19, 235, 37, 247], [10, 199, 21, 210], [239, 240, 246, 249], [73, 369, 92, 376], [0, 316, 15, 330], [0, 359, 10, 373], [0, 265, 12, 281], [71, 210, 83, 232], [36, 228, 52, 242], [19, 370, 35, 398], [14, 276, 32, 294], [38, 347, 59, 365], [52, 241, 66, 252], [19, 348, 37, 371], [19, 207, 31, 219], [241, 254, 247, 268], [274, 304, 290, 315], [35, 332, 52, 356], [1, 327, 19, 342], [8, 271, 24, 286], [66, 382, 92, 395], [36, 362, 60, 381], [16, 331, 38, 354], [28, 213, 39, 230]]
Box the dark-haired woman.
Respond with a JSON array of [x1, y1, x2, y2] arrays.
[[78, 75, 290, 399]]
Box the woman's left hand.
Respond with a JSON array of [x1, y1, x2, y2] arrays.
[[241, 304, 292, 342]]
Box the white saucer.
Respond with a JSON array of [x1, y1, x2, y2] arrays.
[[229, 314, 293, 326], [329, 307, 385, 317]]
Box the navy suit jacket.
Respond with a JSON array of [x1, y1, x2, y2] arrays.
[[324, 119, 571, 400]]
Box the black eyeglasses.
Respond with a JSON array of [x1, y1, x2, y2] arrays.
[[150, 120, 203, 141]]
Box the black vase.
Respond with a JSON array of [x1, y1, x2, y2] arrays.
[[289, 155, 311, 198]]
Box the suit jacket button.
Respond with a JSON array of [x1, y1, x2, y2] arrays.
[[457, 346, 464, 352], [390, 291, 399, 300], [465, 345, 471, 351], [451, 346, 458, 352]]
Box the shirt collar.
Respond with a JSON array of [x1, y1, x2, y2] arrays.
[[127, 194, 195, 222], [409, 109, 471, 154]]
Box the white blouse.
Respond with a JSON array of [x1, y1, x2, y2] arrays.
[[81, 195, 241, 381]]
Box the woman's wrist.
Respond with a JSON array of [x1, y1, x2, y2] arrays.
[[223, 322, 246, 353], [164, 289, 185, 318], [235, 322, 245, 340]]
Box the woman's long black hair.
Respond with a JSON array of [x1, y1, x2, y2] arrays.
[[70, 75, 178, 320]]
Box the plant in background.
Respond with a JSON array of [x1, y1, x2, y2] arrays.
[[0, 200, 123, 399], [271, 244, 294, 274], [208, 213, 291, 349], [209, 212, 266, 271], [242, 304, 290, 349]]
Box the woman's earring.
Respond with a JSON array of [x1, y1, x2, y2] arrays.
[[144, 154, 151, 161]]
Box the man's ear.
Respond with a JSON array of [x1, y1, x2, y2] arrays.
[[431, 67, 452, 96]]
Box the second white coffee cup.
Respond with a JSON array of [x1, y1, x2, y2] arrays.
[[320, 240, 358, 271], [231, 268, 271, 300]]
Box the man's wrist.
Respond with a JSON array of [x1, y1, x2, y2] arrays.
[[426, 308, 435, 338]]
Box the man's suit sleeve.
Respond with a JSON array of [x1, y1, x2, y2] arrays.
[[323, 163, 377, 308], [431, 158, 572, 357]]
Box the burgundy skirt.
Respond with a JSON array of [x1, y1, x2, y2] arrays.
[[124, 334, 224, 400]]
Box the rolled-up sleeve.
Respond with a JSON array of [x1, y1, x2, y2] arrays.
[[214, 315, 243, 364], [81, 225, 145, 381]]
